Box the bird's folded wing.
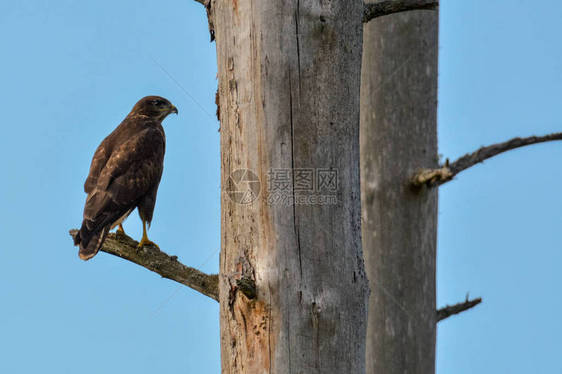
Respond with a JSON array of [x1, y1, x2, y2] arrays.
[[84, 127, 165, 223]]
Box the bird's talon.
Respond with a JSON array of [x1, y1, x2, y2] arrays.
[[116, 225, 126, 237], [138, 215, 159, 250], [137, 238, 160, 250]]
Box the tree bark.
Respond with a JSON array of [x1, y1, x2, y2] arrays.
[[360, 5, 439, 374], [213, 0, 369, 373]]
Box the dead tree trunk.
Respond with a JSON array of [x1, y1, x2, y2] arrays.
[[360, 5, 439, 374], [68, 2, 562, 372], [212, 0, 369, 372]]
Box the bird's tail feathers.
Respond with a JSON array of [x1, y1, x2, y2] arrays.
[[76, 193, 129, 261], [77, 222, 108, 261]]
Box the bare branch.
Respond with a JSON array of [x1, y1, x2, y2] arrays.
[[69, 230, 219, 302], [363, 0, 438, 23], [437, 296, 482, 322], [412, 132, 562, 187]]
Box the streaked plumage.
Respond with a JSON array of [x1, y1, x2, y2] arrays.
[[74, 96, 177, 260]]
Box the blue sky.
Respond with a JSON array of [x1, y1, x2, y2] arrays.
[[0, 0, 560, 373]]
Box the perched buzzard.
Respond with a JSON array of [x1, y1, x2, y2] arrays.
[[74, 96, 178, 260]]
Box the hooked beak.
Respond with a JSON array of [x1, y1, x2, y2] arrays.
[[170, 105, 178, 115]]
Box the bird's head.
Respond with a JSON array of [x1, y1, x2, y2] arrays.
[[131, 96, 178, 120]]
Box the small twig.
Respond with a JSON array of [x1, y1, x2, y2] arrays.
[[437, 296, 482, 322], [363, 0, 438, 23], [186, 0, 214, 41], [69, 230, 219, 302], [412, 132, 562, 187], [411, 166, 452, 187], [204, 0, 215, 42]]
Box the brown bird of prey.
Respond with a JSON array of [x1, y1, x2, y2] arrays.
[[74, 96, 178, 260]]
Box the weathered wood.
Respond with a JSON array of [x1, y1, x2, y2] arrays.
[[69, 230, 219, 301], [360, 5, 439, 374], [213, 0, 369, 372]]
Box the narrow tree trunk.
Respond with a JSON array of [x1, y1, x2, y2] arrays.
[[213, 0, 369, 372], [360, 6, 439, 374]]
